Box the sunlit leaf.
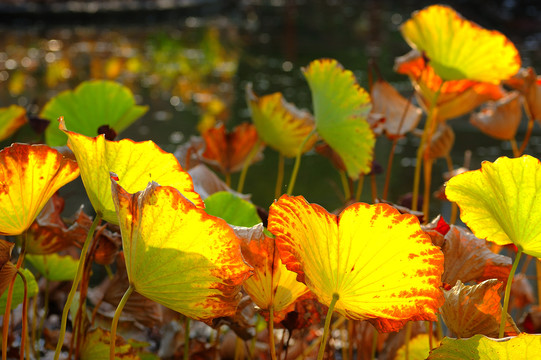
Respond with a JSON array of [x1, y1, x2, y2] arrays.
[[188, 164, 249, 200], [446, 155, 541, 257], [0, 105, 26, 141], [80, 327, 139, 360], [268, 195, 444, 332], [111, 178, 252, 322], [0, 268, 38, 313], [238, 223, 310, 322], [441, 280, 519, 338], [204, 191, 261, 227], [423, 124, 455, 160], [427, 334, 541, 359], [201, 122, 263, 173], [470, 91, 522, 140], [246, 84, 317, 157], [0, 143, 80, 235], [370, 79, 422, 139], [395, 50, 504, 122], [303, 59, 375, 179], [394, 333, 431, 360], [0, 239, 16, 295], [25, 253, 78, 282], [41, 80, 149, 146], [400, 5, 520, 83], [61, 118, 203, 224]]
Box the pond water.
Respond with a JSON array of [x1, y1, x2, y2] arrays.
[[0, 0, 540, 218]]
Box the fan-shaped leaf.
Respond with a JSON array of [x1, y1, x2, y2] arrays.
[[61, 118, 203, 224], [303, 59, 375, 179], [470, 91, 522, 140], [0, 105, 26, 141], [41, 80, 148, 146], [446, 155, 541, 257], [26, 253, 78, 282], [111, 178, 252, 322], [268, 195, 444, 332], [0, 143, 79, 235], [400, 5, 520, 83]]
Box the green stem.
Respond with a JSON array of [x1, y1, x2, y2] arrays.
[[317, 293, 339, 360], [286, 129, 316, 196], [225, 172, 231, 188], [339, 171, 351, 201], [268, 306, 277, 360], [183, 317, 191, 360], [110, 283, 135, 360], [274, 154, 284, 199], [499, 249, 522, 338], [355, 175, 365, 201], [18, 270, 28, 360], [54, 213, 102, 360], [404, 321, 412, 360], [237, 139, 263, 193]]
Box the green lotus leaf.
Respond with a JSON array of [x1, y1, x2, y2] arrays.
[[80, 327, 139, 360], [0, 268, 38, 313], [0, 105, 26, 141], [26, 253, 78, 282], [427, 334, 541, 359], [204, 191, 261, 227], [41, 80, 148, 146], [303, 59, 375, 179]]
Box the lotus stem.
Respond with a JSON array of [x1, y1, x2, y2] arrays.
[[183, 317, 191, 360], [371, 327, 378, 360], [225, 172, 231, 188], [370, 173, 378, 202], [110, 283, 135, 360], [275, 154, 285, 199], [510, 138, 519, 157], [500, 249, 522, 338], [317, 293, 339, 360], [422, 158, 434, 222], [2, 231, 27, 360], [339, 170, 351, 201], [54, 213, 102, 360], [426, 321, 433, 350], [355, 175, 365, 201], [518, 102, 535, 156], [268, 306, 277, 360], [436, 314, 443, 340], [18, 269, 28, 360], [287, 129, 316, 196], [404, 321, 412, 360], [237, 139, 263, 193]]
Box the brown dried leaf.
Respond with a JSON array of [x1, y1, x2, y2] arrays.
[[188, 164, 250, 200], [92, 224, 122, 266], [440, 279, 519, 338], [424, 124, 455, 159], [510, 273, 535, 310], [0, 239, 16, 296], [470, 91, 522, 140], [504, 66, 541, 122]]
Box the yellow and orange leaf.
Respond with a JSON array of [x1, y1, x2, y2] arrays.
[[60, 118, 203, 224], [0, 143, 79, 235], [0, 105, 26, 142], [446, 155, 541, 257], [400, 5, 520, 83], [268, 195, 444, 332], [111, 177, 252, 322]]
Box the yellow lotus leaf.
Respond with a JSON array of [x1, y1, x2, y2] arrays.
[[400, 5, 520, 83], [427, 333, 541, 359], [445, 155, 541, 257], [268, 195, 444, 332], [441, 280, 519, 338], [470, 91, 522, 140], [395, 51, 504, 122], [60, 118, 204, 224], [110, 177, 252, 321], [238, 224, 310, 322], [246, 84, 317, 158], [0, 105, 26, 141], [303, 59, 375, 179], [394, 333, 431, 360], [0, 143, 79, 235]]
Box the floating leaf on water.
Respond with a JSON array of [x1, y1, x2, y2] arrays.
[[268, 195, 444, 332], [470, 91, 522, 140], [0, 105, 26, 141]]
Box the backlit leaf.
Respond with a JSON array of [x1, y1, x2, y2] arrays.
[[0, 105, 26, 141], [427, 334, 541, 359], [188, 164, 249, 200], [505, 67, 541, 122], [446, 155, 541, 257], [80, 327, 139, 360], [0, 268, 38, 313], [204, 191, 261, 227], [303, 59, 375, 179], [41, 80, 148, 146], [111, 178, 252, 322], [400, 5, 520, 83], [25, 253, 78, 281], [0, 143, 79, 235], [246, 84, 317, 158], [61, 118, 203, 224], [268, 195, 444, 332], [470, 91, 522, 140], [394, 333, 431, 360], [0, 239, 16, 295]]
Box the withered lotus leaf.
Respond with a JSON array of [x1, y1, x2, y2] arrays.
[[303, 59, 375, 179], [238, 223, 310, 322], [0, 239, 16, 296], [400, 5, 520, 83], [470, 91, 522, 140], [188, 164, 249, 200], [439, 225, 512, 287], [423, 124, 455, 160], [61, 118, 204, 224], [370, 79, 422, 139], [427, 334, 541, 359], [110, 177, 252, 321], [268, 195, 444, 332], [510, 273, 535, 310], [201, 122, 264, 173], [0, 105, 26, 142], [0, 268, 38, 313], [440, 280, 519, 338], [505, 67, 541, 122], [246, 84, 317, 158], [0, 143, 79, 235], [446, 155, 541, 257]]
